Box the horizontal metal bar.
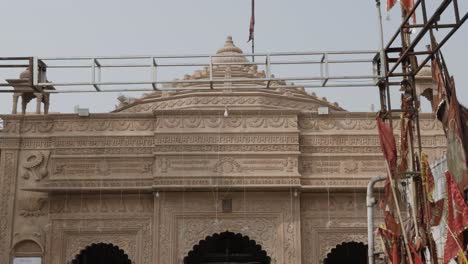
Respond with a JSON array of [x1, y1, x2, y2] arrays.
[[28, 83, 376, 93], [37, 50, 378, 61], [406, 23, 458, 28], [0, 57, 32, 60], [0, 64, 30, 68]]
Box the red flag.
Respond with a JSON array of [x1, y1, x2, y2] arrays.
[[445, 79, 468, 192], [430, 49, 446, 111], [428, 199, 445, 227], [377, 117, 397, 171], [248, 0, 255, 42], [387, 0, 397, 11], [376, 227, 400, 264], [409, 243, 424, 264], [444, 171, 468, 264]]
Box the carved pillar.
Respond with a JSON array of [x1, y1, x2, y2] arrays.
[[153, 192, 161, 264], [0, 150, 19, 264]]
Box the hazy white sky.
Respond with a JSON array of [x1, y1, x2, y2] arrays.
[[0, 0, 466, 114]]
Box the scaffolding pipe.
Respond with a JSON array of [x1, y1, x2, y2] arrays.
[[367, 174, 386, 264]]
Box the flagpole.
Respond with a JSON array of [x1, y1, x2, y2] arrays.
[[251, 38, 255, 62], [385, 162, 414, 264]]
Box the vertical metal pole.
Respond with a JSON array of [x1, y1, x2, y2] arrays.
[[209, 56, 213, 89], [367, 175, 387, 264], [265, 54, 271, 88], [251, 38, 255, 62], [33, 57, 39, 87], [151, 57, 157, 90], [375, 0, 387, 79]]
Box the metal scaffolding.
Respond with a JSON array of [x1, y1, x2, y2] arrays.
[[0, 51, 378, 93]]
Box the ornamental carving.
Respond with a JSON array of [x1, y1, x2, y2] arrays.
[[298, 116, 442, 132], [155, 116, 297, 130], [21, 151, 50, 181], [155, 156, 298, 177], [212, 157, 242, 173], [0, 152, 17, 263], [49, 194, 153, 215], [159, 193, 300, 264], [50, 157, 154, 179], [318, 232, 368, 261], [19, 197, 48, 217], [176, 217, 278, 263], [50, 218, 151, 264]]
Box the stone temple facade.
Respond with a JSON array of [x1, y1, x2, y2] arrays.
[[0, 37, 446, 264]]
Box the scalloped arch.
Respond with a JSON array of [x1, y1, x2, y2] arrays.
[[71, 243, 132, 264], [184, 231, 271, 264], [324, 241, 367, 264]]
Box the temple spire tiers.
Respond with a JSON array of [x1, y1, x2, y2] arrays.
[[114, 36, 344, 113]]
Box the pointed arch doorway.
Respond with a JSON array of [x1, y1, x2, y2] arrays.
[[184, 231, 271, 264], [71, 243, 132, 264]]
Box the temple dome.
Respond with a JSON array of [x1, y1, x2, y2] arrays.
[[113, 36, 345, 113]]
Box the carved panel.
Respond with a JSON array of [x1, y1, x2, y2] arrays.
[[49, 194, 153, 217], [0, 151, 18, 263], [155, 156, 299, 177], [50, 157, 154, 179], [18, 197, 48, 217], [21, 151, 50, 181], [301, 156, 386, 176]]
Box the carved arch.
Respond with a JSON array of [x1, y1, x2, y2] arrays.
[[323, 241, 367, 264], [11, 239, 43, 256], [184, 231, 271, 264], [319, 233, 367, 261], [71, 243, 132, 264]]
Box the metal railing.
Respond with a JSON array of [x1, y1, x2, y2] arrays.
[[0, 50, 379, 93]]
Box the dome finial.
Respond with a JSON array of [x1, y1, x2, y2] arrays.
[[216, 36, 243, 55]]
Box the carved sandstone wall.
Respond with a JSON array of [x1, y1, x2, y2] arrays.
[[0, 109, 445, 264]]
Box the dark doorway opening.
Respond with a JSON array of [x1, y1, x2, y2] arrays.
[[184, 231, 271, 264], [324, 241, 368, 264], [71, 243, 132, 264]]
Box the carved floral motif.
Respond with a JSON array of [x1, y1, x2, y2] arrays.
[[22, 151, 50, 181], [19, 197, 48, 217]]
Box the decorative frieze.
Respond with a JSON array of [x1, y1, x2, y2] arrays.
[[301, 156, 386, 176], [50, 157, 154, 179], [49, 194, 153, 216], [37, 179, 153, 189], [155, 134, 298, 145], [298, 116, 443, 132], [155, 156, 299, 176], [0, 119, 156, 135], [153, 177, 301, 187], [155, 116, 297, 130]]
